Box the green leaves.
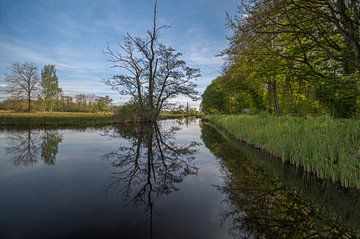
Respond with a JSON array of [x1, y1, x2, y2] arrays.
[[203, 0, 360, 118], [40, 65, 62, 112]]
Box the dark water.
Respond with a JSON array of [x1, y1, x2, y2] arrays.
[[0, 119, 359, 239]]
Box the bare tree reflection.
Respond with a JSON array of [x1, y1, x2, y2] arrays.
[[201, 123, 360, 239], [6, 129, 63, 166], [103, 120, 200, 237], [6, 129, 41, 166]]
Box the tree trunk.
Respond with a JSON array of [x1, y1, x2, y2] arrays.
[[28, 92, 31, 112], [270, 81, 280, 116]]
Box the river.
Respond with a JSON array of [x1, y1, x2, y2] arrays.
[[0, 119, 359, 238]]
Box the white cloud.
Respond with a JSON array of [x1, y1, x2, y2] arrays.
[[187, 45, 221, 66]]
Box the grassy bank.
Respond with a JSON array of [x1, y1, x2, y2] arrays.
[[207, 114, 360, 189], [0, 111, 202, 126], [159, 112, 203, 119], [0, 112, 116, 126]]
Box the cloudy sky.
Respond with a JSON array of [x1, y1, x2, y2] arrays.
[[0, 0, 238, 106]]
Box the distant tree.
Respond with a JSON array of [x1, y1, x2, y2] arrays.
[[40, 65, 62, 112], [75, 94, 87, 105], [86, 94, 97, 105], [59, 95, 73, 112], [96, 96, 112, 112], [104, 1, 200, 122], [5, 63, 39, 112]]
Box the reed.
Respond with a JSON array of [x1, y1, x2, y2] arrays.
[[208, 114, 360, 189]]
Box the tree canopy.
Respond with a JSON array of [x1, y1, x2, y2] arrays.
[[40, 65, 62, 112], [202, 0, 360, 118]]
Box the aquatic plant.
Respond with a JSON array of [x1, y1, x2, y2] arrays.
[[208, 114, 360, 189]]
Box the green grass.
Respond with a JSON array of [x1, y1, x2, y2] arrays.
[[159, 112, 203, 119], [207, 114, 360, 189], [0, 111, 202, 126], [0, 112, 116, 126]]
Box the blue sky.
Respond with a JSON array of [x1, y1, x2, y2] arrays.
[[0, 0, 238, 106]]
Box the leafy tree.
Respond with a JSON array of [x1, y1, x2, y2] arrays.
[[95, 96, 112, 112], [40, 65, 62, 112], [201, 77, 228, 114], [203, 0, 359, 118], [5, 63, 39, 112]]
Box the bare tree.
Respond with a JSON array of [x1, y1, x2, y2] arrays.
[[5, 63, 39, 112], [104, 1, 200, 122]]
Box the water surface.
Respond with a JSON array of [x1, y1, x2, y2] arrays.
[[0, 119, 359, 238]]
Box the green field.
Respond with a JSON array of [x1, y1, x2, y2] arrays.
[[0, 111, 202, 126], [207, 114, 360, 189], [0, 112, 116, 126]]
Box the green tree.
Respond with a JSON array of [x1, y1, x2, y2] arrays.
[[205, 0, 360, 118], [40, 65, 62, 112], [95, 96, 112, 112], [201, 77, 227, 114]]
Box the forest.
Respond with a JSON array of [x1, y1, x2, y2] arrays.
[[201, 0, 360, 118]]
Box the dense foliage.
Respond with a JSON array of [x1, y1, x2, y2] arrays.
[[40, 65, 62, 112], [202, 0, 360, 118]]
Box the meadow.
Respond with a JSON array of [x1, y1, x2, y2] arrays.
[[0, 112, 115, 126], [208, 114, 360, 189]]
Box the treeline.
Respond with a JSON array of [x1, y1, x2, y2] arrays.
[[0, 94, 113, 112], [2, 63, 113, 112], [202, 0, 360, 118]]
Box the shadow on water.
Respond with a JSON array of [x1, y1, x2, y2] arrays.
[[201, 122, 360, 239], [5, 128, 63, 166], [101, 120, 200, 238]]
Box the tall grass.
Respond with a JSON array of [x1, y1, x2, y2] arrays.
[[0, 112, 115, 126], [208, 114, 360, 189]]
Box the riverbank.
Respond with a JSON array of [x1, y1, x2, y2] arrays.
[[0, 112, 202, 126], [207, 114, 360, 189], [0, 112, 116, 126]]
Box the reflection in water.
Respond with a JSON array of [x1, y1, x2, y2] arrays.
[[6, 129, 63, 166], [201, 123, 360, 239], [2, 120, 359, 238], [41, 130, 63, 165], [103, 120, 200, 237]]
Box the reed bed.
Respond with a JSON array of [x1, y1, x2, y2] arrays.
[[208, 114, 360, 189], [0, 112, 115, 126]]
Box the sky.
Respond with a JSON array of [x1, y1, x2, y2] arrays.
[[0, 0, 238, 107]]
